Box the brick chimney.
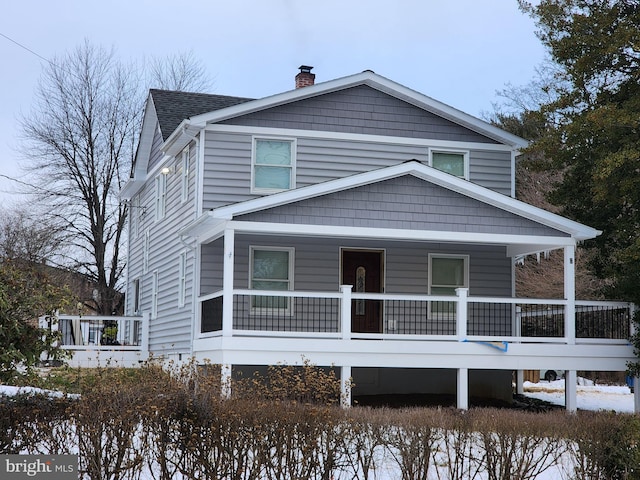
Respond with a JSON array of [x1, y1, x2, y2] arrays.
[[295, 65, 315, 88]]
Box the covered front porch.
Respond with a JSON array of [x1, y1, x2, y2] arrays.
[[190, 225, 637, 412]]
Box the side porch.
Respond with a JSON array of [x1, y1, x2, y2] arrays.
[[40, 313, 150, 368]]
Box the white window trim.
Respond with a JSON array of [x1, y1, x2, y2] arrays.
[[178, 250, 187, 308], [250, 137, 297, 194], [155, 173, 167, 221], [181, 147, 190, 203], [427, 253, 469, 320], [428, 147, 469, 180], [249, 246, 295, 314], [143, 229, 150, 274], [151, 270, 159, 319]]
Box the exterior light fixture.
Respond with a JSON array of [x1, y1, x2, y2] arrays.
[[161, 166, 171, 175]]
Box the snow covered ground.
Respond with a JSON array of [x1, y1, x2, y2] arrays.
[[523, 378, 634, 413]]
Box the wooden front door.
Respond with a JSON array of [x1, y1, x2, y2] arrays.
[[341, 250, 383, 333]]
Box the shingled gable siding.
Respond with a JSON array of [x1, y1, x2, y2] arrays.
[[201, 132, 514, 210], [234, 175, 568, 238], [221, 85, 499, 144]]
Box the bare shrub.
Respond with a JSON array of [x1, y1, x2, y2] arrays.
[[564, 411, 640, 480], [341, 408, 390, 478], [381, 407, 442, 480], [234, 360, 342, 405], [433, 409, 483, 480], [470, 408, 567, 480], [0, 394, 73, 454], [71, 368, 148, 480]]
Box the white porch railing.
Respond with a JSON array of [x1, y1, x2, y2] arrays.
[[198, 288, 634, 345], [40, 314, 150, 368]]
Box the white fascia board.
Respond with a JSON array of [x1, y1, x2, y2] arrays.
[[189, 70, 528, 149], [212, 161, 600, 241], [178, 211, 227, 244], [163, 122, 201, 157], [227, 220, 575, 249], [123, 94, 158, 199]]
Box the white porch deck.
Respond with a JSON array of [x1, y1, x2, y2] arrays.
[[195, 287, 638, 411], [42, 314, 150, 368]]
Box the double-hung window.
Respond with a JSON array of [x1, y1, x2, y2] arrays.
[[181, 147, 190, 203], [178, 250, 187, 308], [252, 138, 295, 193], [250, 247, 294, 312], [155, 173, 167, 221], [132, 278, 141, 315], [428, 254, 469, 318], [429, 149, 469, 180], [151, 270, 159, 319]]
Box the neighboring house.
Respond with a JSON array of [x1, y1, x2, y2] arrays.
[[121, 67, 636, 410]]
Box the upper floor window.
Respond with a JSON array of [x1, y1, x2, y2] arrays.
[[252, 138, 296, 193], [429, 149, 469, 180], [155, 172, 167, 221], [181, 147, 190, 203]]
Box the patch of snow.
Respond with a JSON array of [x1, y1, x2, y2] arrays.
[[0, 385, 79, 399], [523, 379, 633, 413]]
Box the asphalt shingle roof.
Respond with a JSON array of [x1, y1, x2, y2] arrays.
[[150, 89, 255, 141]]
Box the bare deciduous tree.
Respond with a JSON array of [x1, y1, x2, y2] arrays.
[[148, 50, 213, 92], [18, 41, 212, 315]]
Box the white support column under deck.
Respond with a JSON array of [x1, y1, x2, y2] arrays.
[[457, 368, 469, 410], [515, 370, 525, 395], [564, 245, 576, 344], [565, 370, 577, 413], [222, 228, 235, 337], [221, 364, 232, 399], [341, 365, 352, 408]]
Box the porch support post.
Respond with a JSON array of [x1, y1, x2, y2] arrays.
[[222, 228, 235, 337], [340, 285, 352, 340], [564, 245, 576, 344], [515, 370, 525, 395], [221, 364, 232, 399], [457, 368, 469, 410], [456, 288, 469, 340], [565, 369, 577, 413], [634, 377, 640, 414], [141, 312, 150, 353], [341, 365, 352, 408]]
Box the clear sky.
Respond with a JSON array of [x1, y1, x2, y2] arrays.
[[0, 0, 545, 205]]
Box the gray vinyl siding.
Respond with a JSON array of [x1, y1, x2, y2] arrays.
[[236, 175, 567, 238], [128, 138, 199, 355], [221, 85, 499, 144], [199, 235, 512, 334], [202, 132, 513, 210]]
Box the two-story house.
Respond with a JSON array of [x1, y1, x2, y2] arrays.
[[121, 67, 636, 410]]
